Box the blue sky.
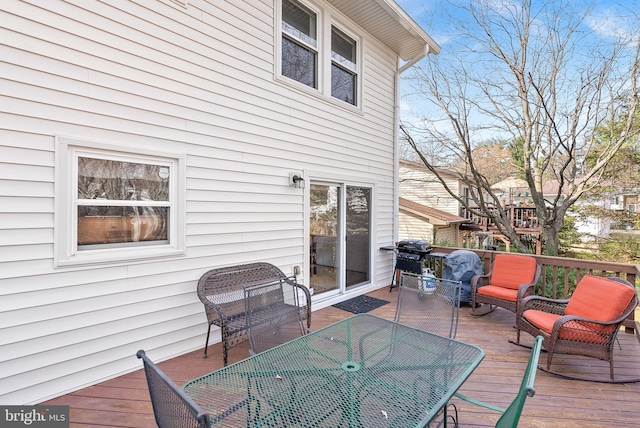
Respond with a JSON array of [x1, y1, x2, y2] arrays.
[[395, 0, 640, 139], [396, 0, 640, 47]]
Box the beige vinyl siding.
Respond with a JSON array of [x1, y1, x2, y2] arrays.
[[398, 212, 459, 247], [398, 162, 467, 248], [0, 0, 400, 404], [398, 211, 433, 242], [434, 225, 458, 246], [399, 163, 461, 216]]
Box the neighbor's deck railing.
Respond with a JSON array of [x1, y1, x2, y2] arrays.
[[459, 206, 543, 231], [427, 246, 639, 333]]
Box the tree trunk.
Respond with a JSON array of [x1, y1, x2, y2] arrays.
[[543, 224, 560, 256]]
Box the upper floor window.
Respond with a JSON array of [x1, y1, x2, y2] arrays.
[[281, 0, 318, 88], [331, 26, 357, 105], [279, 0, 360, 107], [55, 136, 185, 267]]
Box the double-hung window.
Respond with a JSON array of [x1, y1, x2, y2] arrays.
[[281, 0, 318, 89], [331, 26, 357, 105], [279, 0, 360, 107], [55, 136, 185, 267]]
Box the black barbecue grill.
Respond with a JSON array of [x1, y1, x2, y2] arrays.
[[387, 239, 432, 291]]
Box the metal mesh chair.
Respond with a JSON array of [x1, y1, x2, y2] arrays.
[[136, 350, 210, 428], [394, 272, 462, 339], [454, 336, 543, 428], [244, 280, 308, 355]]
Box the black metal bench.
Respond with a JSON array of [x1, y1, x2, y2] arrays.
[[197, 262, 311, 365]]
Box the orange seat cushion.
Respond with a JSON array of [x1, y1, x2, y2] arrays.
[[477, 285, 518, 302], [523, 309, 611, 343], [565, 275, 635, 322], [523, 309, 559, 334], [489, 254, 537, 290]]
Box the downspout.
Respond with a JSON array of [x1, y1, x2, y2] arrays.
[[392, 45, 430, 245]]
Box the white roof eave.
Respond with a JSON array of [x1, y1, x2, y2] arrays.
[[326, 0, 441, 61]]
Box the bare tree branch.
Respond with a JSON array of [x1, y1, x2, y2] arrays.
[[402, 0, 640, 255]]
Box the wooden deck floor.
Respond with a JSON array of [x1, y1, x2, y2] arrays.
[[43, 287, 640, 427]]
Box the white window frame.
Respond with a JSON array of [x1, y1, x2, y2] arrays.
[[279, 0, 321, 90], [278, 0, 322, 90], [55, 136, 186, 268], [276, 0, 362, 109], [330, 24, 359, 106]]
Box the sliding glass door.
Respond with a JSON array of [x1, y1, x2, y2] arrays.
[[309, 182, 371, 295]]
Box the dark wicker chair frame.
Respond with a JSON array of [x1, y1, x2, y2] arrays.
[[471, 254, 541, 316], [136, 350, 210, 428], [515, 276, 638, 382], [197, 262, 311, 365]]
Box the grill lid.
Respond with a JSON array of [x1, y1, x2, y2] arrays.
[[397, 239, 432, 254]]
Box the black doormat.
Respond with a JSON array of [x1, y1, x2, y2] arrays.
[[332, 295, 390, 314]]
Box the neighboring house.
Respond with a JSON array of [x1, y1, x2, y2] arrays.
[[491, 177, 533, 207], [399, 160, 478, 247], [611, 193, 639, 213], [610, 192, 639, 232], [0, 0, 439, 404], [491, 177, 622, 252], [491, 177, 567, 207], [577, 190, 640, 238], [493, 178, 640, 239], [398, 197, 469, 246]]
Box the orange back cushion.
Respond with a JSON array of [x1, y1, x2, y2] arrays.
[[565, 275, 636, 322], [490, 254, 538, 290]]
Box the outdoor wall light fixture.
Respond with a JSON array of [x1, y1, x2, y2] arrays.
[[289, 172, 305, 189]]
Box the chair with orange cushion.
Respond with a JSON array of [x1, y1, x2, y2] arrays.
[[470, 253, 541, 316], [515, 275, 638, 382]]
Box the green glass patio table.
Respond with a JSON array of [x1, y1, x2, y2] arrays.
[[183, 313, 484, 427]]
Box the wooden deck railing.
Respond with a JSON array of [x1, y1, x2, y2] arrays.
[[427, 246, 640, 333], [459, 206, 543, 231]]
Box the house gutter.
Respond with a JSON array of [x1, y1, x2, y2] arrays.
[[398, 45, 430, 74], [392, 45, 430, 245]]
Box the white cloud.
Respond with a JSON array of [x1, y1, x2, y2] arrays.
[[585, 2, 637, 39]]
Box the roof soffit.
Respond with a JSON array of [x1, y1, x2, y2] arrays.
[[325, 0, 440, 60]]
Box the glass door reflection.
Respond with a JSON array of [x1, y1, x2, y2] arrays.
[[345, 186, 370, 289], [310, 184, 340, 295]]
